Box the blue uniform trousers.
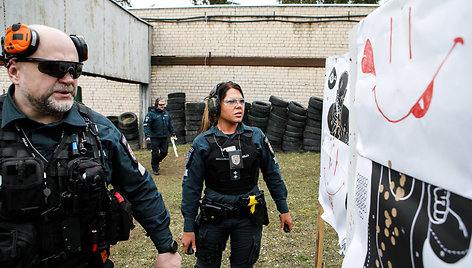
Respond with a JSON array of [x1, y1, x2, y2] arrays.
[[196, 217, 262, 268], [150, 137, 168, 171]]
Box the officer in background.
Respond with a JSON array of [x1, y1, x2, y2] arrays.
[[144, 98, 176, 175], [0, 23, 181, 267], [181, 81, 292, 267]]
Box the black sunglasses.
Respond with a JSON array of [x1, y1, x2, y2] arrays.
[[14, 58, 83, 79]]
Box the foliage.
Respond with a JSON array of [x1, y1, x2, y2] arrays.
[[110, 145, 343, 267], [277, 0, 379, 4], [115, 0, 132, 8], [192, 0, 239, 5]]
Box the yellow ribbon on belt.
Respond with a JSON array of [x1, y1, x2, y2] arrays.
[[247, 195, 258, 214]]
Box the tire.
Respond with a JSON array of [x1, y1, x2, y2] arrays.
[[303, 132, 321, 140], [285, 124, 304, 133], [282, 141, 301, 153], [266, 133, 283, 142], [248, 115, 268, 124], [186, 124, 201, 131], [284, 130, 303, 138], [118, 112, 137, 130], [166, 103, 184, 111], [303, 145, 321, 152], [266, 124, 285, 136], [288, 101, 306, 115], [308, 97, 323, 111], [307, 110, 323, 120], [128, 139, 140, 151], [271, 106, 288, 119], [306, 118, 322, 128], [287, 111, 307, 122], [168, 111, 185, 119], [283, 135, 302, 143], [186, 114, 203, 121], [186, 102, 206, 111], [186, 130, 199, 136], [168, 92, 185, 99], [167, 97, 185, 103], [249, 108, 269, 118], [303, 138, 321, 147], [269, 95, 289, 108], [304, 126, 321, 135], [106, 116, 119, 127], [286, 118, 305, 128], [251, 101, 271, 114]]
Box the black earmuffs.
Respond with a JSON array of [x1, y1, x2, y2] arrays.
[[207, 82, 225, 116]]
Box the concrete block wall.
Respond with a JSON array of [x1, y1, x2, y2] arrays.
[[134, 5, 377, 107], [0, 5, 378, 122]]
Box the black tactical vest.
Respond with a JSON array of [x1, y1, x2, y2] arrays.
[[204, 130, 260, 195], [0, 94, 111, 267]]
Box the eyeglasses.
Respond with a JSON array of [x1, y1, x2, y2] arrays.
[[223, 98, 245, 106], [157, 103, 165, 106], [14, 58, 83, 79]]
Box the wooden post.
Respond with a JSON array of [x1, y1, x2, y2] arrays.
[[314, 205, 325, 268]]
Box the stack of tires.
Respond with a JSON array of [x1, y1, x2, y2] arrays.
[[185, 102, 206, 144], [247, 101, 271, 132], [106, 115, 119, 128], [167, 92, 186, 145], [265, 96, 289, 152], [303, 97, 323, 152], [118, 112, 140, 150], [242, 102, 251, 125], [282, 102, 307, 153]]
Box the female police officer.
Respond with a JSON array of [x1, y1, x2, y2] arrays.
[[181, 81, 292, 267]]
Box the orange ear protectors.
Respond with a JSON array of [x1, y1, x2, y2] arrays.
[[1, 23, 88, 64], [1, 23, 40, 58], [207, 82, 225, 116]]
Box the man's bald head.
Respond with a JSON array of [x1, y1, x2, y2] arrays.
[[29, 25, 79, 62]]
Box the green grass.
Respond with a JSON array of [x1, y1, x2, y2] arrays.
[[110, 144, 343, 267]]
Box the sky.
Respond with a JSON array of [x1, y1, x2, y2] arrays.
[[129, 0, 279, 8]]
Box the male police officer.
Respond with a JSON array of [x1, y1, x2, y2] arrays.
[[144, 98, 176, 175], [0, 23, 181, 267]]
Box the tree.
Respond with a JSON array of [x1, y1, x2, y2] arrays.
[[115, 0, 132, 8], [277, 0, 379, 4], [192, 0, 238, 5]]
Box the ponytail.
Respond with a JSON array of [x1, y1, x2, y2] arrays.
[[200, 101, 216, 133]]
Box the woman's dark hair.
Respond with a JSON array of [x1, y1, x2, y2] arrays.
[[200, 81, 244, 133]]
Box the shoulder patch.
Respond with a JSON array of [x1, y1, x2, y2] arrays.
[[144, 116, 150, 123], [120, 134, 138, 168], [186, 146, 195, 168], [264, 136, 277, 164]]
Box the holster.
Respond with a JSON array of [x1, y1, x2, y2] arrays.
[[242, 191, 269, 226], [199, 201, 224, 224]]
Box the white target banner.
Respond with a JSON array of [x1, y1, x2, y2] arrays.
[[343, 154, 472, 268], [319, 54, 351, 251], [354, 0, 472, 199]]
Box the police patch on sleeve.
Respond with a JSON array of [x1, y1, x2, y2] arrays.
[[264, 137, 277, 164], [144, 116, 150, 123], [120, 134, 139, 168], [186, 146, 195, 168]]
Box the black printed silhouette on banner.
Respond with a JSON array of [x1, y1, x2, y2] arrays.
[[363, 161, 472, 267], [327, 70, 349, 145]]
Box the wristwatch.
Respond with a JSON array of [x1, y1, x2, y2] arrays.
[[158, 240, 178, 254]]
